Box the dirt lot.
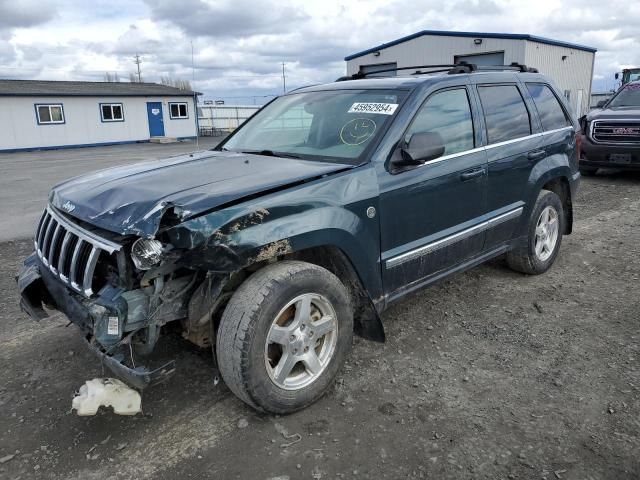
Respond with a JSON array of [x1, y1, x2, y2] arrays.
[[0, 171, 638, 480]]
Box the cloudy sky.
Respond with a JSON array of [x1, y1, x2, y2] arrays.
[[1, 0, 638, 103]]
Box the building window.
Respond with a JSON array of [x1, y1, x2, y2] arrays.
[[100, 103, 124, 122], [169, 102, 188, 119], [35, 104, 65, 125]]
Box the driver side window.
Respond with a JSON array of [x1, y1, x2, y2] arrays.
[[407, 88, 475, 156]]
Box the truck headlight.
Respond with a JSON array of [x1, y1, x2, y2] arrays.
[[131, 238, 163, 270]]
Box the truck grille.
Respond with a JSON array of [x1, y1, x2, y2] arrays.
[[34, 206, 122, 297], [591, 120, 640, 144]]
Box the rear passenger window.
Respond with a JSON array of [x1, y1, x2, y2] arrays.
[[407, 88, 474, 156], [526, 83, 571, 131], [478, 85, 531, 144]]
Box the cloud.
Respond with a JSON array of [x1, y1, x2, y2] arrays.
[[144, 0, 308, 38], [0, 0, 57, 31]]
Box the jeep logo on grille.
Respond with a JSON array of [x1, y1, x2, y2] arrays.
[[62, 201, 76, 213], [612, 127, 640, 135]]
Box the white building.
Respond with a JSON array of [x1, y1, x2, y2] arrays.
[[0, 80, 200, 152], [345, 30, 596, 117]]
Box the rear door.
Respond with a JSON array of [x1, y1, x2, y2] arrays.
[[378, 86, 488, 298], [472, 80, 544, 249], [524, 82, 575, 170]]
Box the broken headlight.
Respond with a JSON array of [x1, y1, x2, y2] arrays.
[[131, 238, 163, 270]]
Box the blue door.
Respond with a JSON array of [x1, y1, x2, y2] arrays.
[[146, 102, 165, 137]]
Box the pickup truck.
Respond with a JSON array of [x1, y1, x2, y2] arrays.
[[580, 80, 640, 174], [17, 64, 580, 413]]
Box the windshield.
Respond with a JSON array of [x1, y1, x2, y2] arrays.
[[608, 83, 640, 107], [220, 89, 407, 163]]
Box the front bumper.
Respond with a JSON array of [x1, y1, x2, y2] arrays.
[[580, 134, 640, 170], [16, 253, 175, 389]]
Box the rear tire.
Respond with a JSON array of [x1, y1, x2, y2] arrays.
[[507, 190, 564, 275], [216, 260, 353, 414]]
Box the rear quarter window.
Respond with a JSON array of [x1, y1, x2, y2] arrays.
[[526, 83, 571, 131], [477, 85, 531, 144]]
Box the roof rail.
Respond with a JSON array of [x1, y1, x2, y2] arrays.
[[336, 63, 477, 81], [335, 62, 538, 82], [477, 62, 539, 73]]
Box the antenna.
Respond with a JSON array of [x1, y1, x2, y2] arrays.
[[133, 54, 142, 83], [282, 62, 286, 94], [191, 40, 199, 150]]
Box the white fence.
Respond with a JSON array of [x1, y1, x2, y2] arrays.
[[197, 104, 261, 135]]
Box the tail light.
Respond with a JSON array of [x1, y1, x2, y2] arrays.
[[575, 130, 582, 160]]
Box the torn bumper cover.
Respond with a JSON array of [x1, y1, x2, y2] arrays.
[[16, 253, 175, 390]]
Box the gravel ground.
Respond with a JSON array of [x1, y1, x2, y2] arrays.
[[0, 171, 638, 480]]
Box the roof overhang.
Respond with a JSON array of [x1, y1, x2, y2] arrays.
[[345, 30, 597, 61]]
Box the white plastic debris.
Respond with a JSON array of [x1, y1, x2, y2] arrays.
[[72, 378, 142, 416]]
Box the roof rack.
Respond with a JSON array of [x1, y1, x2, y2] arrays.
[[335, 62, 538, 81]]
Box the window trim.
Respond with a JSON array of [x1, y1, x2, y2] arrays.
[[476, 83, 532, 145], [99, 103, 125, 123], [524, 82, 571, 132], [169, 102, 189, 119], [34, 103, 65, 125]]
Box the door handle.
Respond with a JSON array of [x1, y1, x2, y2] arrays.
[[460, 168, 485, 181], [528, 149, 546, 161]]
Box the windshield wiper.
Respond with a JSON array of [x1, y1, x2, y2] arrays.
[[241, 149, 301, 159]]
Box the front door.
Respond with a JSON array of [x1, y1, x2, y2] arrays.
[[146, 102, 165, 137], [378, 87, 487, 298]]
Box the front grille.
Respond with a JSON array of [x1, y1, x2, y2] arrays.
[[591, 120, 640, 144], [34, 206, 122, 297]]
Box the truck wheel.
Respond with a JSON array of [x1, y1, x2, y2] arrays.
[[216, 260, 353, 414], [506, 190, 564, 275], [579, 166, 598, 176]]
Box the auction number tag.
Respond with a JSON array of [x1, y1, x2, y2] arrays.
[[107, 316, 119, 335], [348, 102, 398, 115]]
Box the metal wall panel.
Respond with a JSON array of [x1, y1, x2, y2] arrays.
[[346, 35, 527, 75], [346, 34, 595, 117]]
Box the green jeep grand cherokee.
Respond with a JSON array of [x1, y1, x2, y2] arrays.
[[18, 63, 580, 413]]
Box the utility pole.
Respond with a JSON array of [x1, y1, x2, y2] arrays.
[[282, 62, 286, 94], [134, 54, 142, 83]]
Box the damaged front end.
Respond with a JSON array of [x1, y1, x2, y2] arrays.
[[16, 205, 224, 389]]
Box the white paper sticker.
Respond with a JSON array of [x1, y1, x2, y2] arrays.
[[348, 102, 398, 115], [107, 316, 119, 336]]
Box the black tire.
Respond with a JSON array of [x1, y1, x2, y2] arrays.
[[579, 165, 598, 176], [216, 260, 353, 414], [506, 190, 564, 275]]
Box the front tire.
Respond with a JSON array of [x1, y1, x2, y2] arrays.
[[507, 190, 564, 275], [216, 260, 353, 414]]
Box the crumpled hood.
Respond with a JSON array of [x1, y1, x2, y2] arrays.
[[49, 150, 352, 237], [586, 106, 640, 121]]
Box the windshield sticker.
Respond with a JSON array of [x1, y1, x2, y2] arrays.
[[340, 118, 377, 145], [348, 102, 398, 115], [624, 83, 640, 90]]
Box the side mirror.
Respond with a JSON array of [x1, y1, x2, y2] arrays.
[[615, 73, 619, 80], [393, 132, 445, 167], [596, 100, 607, 108]]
